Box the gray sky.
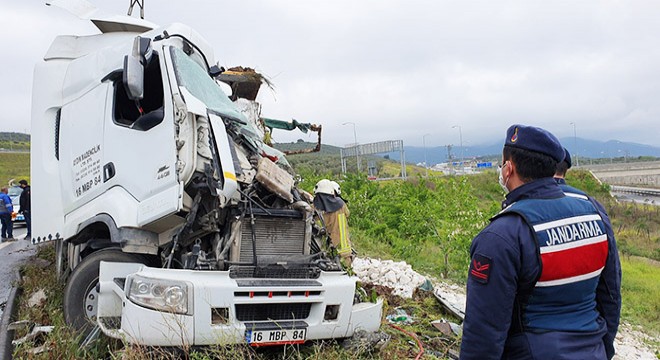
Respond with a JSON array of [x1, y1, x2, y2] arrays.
[[2, 0, 660, 148]]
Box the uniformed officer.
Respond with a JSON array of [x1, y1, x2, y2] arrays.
[[459, 125, 621, 360], [553, 146, 622, 358], [554, 147, 591, 196]]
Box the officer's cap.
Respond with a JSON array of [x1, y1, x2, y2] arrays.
[[504, 124, 564, 162], [562, 147, 572, 168]]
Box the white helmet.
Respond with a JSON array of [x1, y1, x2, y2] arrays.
[[330, 181, 341, 196], [314, 179, 335, 195]]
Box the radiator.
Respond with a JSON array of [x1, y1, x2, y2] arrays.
[[234, 215, 308, 264]]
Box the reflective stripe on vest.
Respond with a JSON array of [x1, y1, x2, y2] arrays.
[[558, 182, 589, 199], [500, 196, 608, 332], [337, 213, 351, 255]]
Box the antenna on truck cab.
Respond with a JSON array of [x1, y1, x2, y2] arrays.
[[127, 0, 145, 19]]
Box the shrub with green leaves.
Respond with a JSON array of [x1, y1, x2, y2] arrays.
[[308, 174, 489, 280]]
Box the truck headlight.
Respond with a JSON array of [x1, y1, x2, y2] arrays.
[[127, 276, 192, 315]]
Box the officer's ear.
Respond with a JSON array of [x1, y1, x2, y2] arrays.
[[505, 159, 517, 178]]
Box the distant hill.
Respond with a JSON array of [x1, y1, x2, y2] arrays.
[[396, 137, 660, 165], [274, 141, 409, 176], [0, 132, 30, 152], [0, 132, 30, 142], [273, 141, 341, 155], [277, 138, 660, 169]]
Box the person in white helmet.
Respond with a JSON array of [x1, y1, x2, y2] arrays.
[[313, 179, 353, 266]]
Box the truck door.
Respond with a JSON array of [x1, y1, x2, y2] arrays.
[[102, 51, 180, 225], [59, 83, 109, 214]]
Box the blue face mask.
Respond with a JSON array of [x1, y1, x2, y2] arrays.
[[498, 162, 510, 194]]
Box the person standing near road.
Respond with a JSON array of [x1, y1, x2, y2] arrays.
[[0, 187, 14, 241], [313, 179, 354, 267], [460, 125, 621, 360], [554, 147, 590, 197], [553, 147, 622, 356], [18, 179, 31, 240]]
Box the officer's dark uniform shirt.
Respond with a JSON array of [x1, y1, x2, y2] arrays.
[[460, 177, 621, 360]]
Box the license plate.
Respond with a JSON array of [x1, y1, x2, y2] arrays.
[[247, 328, 306, 346]]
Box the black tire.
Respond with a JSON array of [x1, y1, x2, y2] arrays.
[[63, 248, 147, 334]]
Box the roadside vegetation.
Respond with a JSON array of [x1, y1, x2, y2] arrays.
[[14, 243, 460, 359], [7, 149, 660, 358], [0, 152, 30, 184], [0, 132, 31, 152]]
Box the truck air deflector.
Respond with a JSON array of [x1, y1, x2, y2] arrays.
[[47, 0, 156, 33]]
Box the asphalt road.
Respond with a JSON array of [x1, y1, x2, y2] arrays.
[[0, 225, 36, 318], [611, 191, 660, 206]]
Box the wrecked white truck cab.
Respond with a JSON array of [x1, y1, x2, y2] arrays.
[[31, 3, 381, 346]]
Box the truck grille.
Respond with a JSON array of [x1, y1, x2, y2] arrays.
[[239, 216, 306, 263], [235, 303, 312, 321], [229, 265, 320, 279]]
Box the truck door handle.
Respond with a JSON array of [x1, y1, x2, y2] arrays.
[[103, 162, 116, 182]]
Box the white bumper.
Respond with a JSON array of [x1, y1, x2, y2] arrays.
[[97, 262, 383, 346]]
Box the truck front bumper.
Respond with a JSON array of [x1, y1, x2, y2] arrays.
[[97, 262, 383, 346]]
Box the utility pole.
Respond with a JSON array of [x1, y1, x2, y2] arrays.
[[452, 125, 463, 170], [342, 122, 360, 172], [423, 133, 431, 177], [570, 122, 579, 167], [446, 144, 453, 168]]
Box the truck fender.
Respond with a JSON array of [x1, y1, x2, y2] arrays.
[[76, 214, 159, 255], [76, 213, 121, 244]]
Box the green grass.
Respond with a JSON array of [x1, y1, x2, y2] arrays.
[[556, 169, 660, 262], [620, 257, 660, 336], [0, 152, 30, 185], [0, 141, 30, 152], [0, 132, 31, 152], [13, 244, 122, 359], [10, 163, 660, 357]]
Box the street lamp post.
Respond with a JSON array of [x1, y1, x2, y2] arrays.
[[452, 125, 463, 170], [342, 122, 360, 172], [423, 133, 431, 177], [570, 122, 579, 167]]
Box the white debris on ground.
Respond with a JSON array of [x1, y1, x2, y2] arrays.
[[613, 323, 658, 360], [353, 257, 659, 359], [27, 289, 47, 308], [352, 258, 426, 298], [433, 282, 466, 319]]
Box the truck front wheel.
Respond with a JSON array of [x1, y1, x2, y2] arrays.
[[63, 248, 148, 334]]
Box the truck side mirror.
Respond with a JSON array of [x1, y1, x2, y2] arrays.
[[123, 36, 153, 101]]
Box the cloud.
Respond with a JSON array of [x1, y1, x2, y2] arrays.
[[1, 0, 659, 149]]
